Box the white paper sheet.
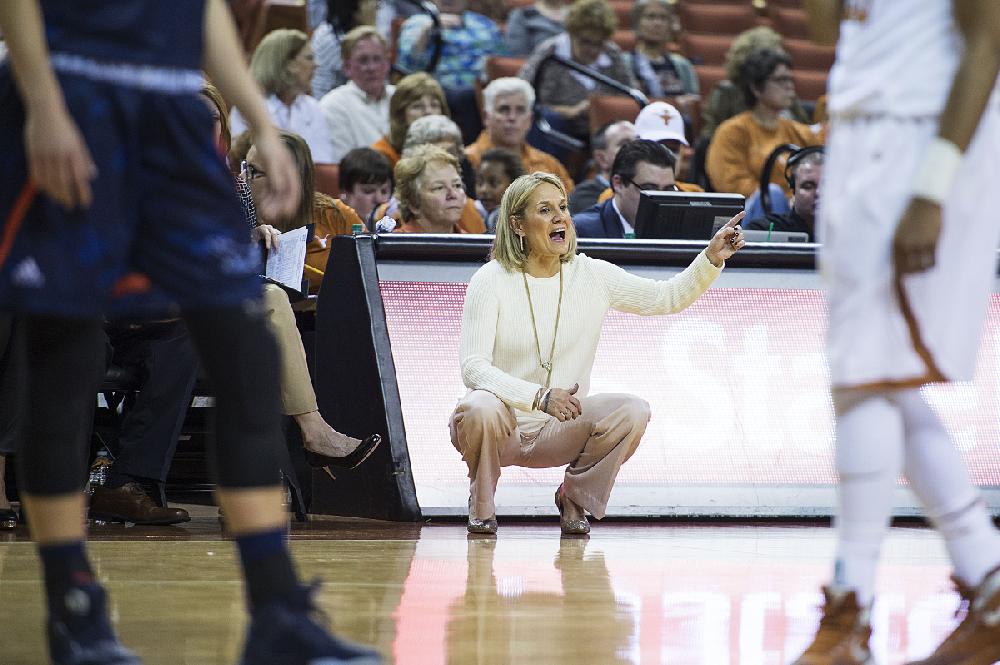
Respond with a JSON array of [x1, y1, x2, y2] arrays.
[[264, 225, 308, 292]]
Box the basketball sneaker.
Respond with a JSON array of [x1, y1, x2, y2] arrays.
[[790, 587, 873, 665], [239, 582, 381, 665], [47, 583, 142, 665], [905, 564, 1000, 664]]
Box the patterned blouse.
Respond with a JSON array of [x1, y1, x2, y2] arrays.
[[396, 11, 505, 89]]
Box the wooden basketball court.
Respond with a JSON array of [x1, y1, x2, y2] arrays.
[[0, 510, 965, 664]]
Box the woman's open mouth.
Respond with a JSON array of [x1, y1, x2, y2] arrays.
[[549, 228, 567, 243]]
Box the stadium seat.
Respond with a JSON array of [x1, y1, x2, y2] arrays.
[[248, 0, 308, 53], [792, 69, 828, 102], [676, 3, 759, 35], [693, 64, 728, 99], [680, 33, 733, 66], [588, 95, 642, 135], [610, 0, 634, 29], [611, 30, 637, 52], [314, 163, 341, 199], [783, 38, 835, 71], [770, 6, 811, 39], [485, 56, 527, 83]]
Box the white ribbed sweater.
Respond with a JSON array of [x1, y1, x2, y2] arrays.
[[459, 251, 723, 432]]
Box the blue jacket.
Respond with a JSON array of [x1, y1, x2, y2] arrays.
[[572, 199, 626, 239]]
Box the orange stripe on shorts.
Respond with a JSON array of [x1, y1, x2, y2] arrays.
[[0, 181, 37, 270]]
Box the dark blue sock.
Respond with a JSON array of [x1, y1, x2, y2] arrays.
[[235, 528, 299, 608], [39, 541, 94, 616]]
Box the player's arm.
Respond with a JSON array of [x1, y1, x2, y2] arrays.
[[893, 0, 1000, 274], [201, 0, 299, 221], [0, 1, 96, 209], [803, 0, 843, 46]]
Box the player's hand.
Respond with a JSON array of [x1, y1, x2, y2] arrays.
[[24, 104, 97, 209], [544, 383, 582, 422], [251, 223, 281, 250], [892, 197, 942, 275], [705, 210, 746, 266], [253, 131, 300, 223]]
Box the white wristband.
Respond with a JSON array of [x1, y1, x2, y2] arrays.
[[912, 137, 962, 205]]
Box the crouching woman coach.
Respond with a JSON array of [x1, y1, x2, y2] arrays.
[[450, 166, 746, 535]]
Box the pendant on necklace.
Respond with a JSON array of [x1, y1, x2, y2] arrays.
[[541, 362, 552, 372]]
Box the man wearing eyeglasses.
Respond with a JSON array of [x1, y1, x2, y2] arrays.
[[572, 139, 677, 238]]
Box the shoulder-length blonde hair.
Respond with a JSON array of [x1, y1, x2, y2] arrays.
[[492, 172, 577, 272], [250, 28, 309, 97], [388, 72, 450, 153], [394, 144, 460, 223]]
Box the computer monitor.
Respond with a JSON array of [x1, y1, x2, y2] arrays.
[[634, 190, 745, 240]]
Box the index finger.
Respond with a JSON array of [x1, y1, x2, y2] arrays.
[[724, 211, 746, 228]]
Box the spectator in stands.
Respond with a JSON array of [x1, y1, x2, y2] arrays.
[[310, 0, 378, 98], [465, 77, 575, 194], [505, 0, 570, 57], [569, 121, 636, 214], [746, 148, 822, 242], [372, 72, 450, 166], [393, 145, 469, 233], [396, 0, 504, 91], [338, 147, 394, 226], [519, 0, 637, 144], [232, 29, 335, 163], [626, 0, 699, 102], [452, 171, 744, 534], [319, 26, 394, 164], [634, 101, 700, 190], [403, 114, 476, 197], [700, 27, 810, 142], [706, 49, 820, 198], [574, 139, 677, 238], [244, 132, 381, 467], [475, 148, 527, 232]]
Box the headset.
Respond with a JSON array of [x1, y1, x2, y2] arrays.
[[759, 144, 825, 215]]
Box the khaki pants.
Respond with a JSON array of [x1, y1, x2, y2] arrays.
[[262, 284, 317, 416], [449, 390, 650, 520]]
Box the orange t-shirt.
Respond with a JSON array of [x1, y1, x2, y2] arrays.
[[465, 131, 575, 194], [304, 196, 365, 294], [371, 135, 401, 166]]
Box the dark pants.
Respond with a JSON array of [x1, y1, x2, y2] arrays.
[[0, 314, 22, 457], [104, 319, 199, 490]]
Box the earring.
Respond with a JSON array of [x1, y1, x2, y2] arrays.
[[519, 234, 524, 252]]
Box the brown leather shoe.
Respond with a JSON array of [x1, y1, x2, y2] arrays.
[[791, 586, 873, 665], [906, 564, 1000, 665], [90, 482, 190, 525]]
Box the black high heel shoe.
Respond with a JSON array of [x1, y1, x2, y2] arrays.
[[305, 434, 382, 470]]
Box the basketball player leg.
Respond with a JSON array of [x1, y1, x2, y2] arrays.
[[896, 389, 1000, 664], [791, 387, 903, 665], [182, 306, 381, 665], [18, 315, 141, 665]]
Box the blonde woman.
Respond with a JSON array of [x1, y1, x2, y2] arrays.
[[451, 172, 746, 534], [231, 28, 335, 163], [371, 72, 450, 166]]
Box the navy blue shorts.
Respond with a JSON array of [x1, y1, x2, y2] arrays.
[[0, 66, 261, 318]]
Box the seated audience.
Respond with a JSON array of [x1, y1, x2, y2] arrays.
[[633, 101, 700, 190], [245, 132, 380, 467], [746, 148, 823, 242], [706, 49, 820, 198], [505, 0, 570, 57], [338, 147, 394, 226], [396, 0, 505, 91], [319, 26, 394, 163], [311, 0, 378, 98], [475, 148, 527, 232], [519, 0, 637, 142], [305, 193, 367, 294], [569, 120, 636, 214], [626, 0, 698, 103], [700, 27, 810, 142], [393, 145, 469, 234], [465, 77, 574, 194], [574, 139, 677, 238], [232, 29, 335, 163], [372, 72, 450, 166]]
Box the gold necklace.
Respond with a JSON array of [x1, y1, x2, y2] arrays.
[[522, 263, 563, 388]]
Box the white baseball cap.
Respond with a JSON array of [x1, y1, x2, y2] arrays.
[[634, 101, 688, 146]]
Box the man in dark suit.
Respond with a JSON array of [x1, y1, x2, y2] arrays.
[[572, 139, 678, 238]]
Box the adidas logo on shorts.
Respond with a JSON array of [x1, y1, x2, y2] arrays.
[[12, 257, 45, 288]]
